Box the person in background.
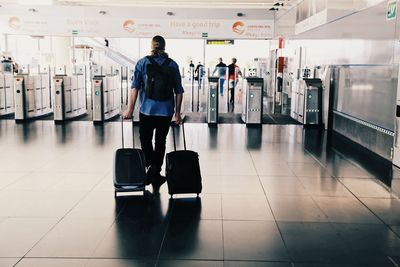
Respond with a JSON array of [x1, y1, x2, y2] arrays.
[[189, 60, 195, 80], [227, 58, 242, 111], [212, 58, 227, 96], [104, 38, 109, 47], [123, 35, 184, 192], [195, 61, 204, 89]]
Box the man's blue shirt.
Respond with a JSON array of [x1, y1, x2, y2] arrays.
[[131, 55, 184, 117]]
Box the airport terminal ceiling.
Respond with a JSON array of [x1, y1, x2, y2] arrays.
[[0, 0, 294, 9]]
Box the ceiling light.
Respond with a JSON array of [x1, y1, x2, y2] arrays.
[[99, 10, 107, 15], [166, 11, 174, 16], [237, 12, 245, 17], [269, 7, 278, 11], [28, 8, 37, 12]]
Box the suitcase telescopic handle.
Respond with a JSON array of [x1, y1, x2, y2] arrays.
[[120, 108, 135, 149], [120, 81, 135, 149], [171, 121, 187, 151]]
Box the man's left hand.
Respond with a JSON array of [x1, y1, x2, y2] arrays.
[[175, 113, 182, 124]]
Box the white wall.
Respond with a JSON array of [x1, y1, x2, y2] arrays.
[[115, 38, 270, 72]]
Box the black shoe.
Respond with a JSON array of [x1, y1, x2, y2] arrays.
[[146, 166, 156, 185], [152, 174, 167, 193]]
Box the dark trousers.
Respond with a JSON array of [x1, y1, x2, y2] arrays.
[[139, 113, 172, 173]]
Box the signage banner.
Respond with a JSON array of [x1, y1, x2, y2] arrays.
[[1, 15, 273, 39], [387, 0, 397, 20], [207, 40, 234, 45]]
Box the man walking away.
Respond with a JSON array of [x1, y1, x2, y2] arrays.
[[227, 58, 242, 111], [123, 35, 183, 192], [212, 58, 227, 96]]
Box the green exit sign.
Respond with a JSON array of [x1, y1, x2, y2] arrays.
[[72, 30, 79, 35], [202, 32, 208, 38], [387, 0, 397, 20]]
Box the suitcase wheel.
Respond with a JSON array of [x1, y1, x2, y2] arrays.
[[196, 193, 200, 198], [170, 194, 173, 199], [114, 190, 117, 199]]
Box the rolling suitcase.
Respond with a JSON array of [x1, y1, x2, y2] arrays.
[[114, 115, 147, 198], [165, 122, 202, 198]]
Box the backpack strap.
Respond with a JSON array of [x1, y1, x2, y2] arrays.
[[161, 58, 171, 67], [146, 56, 171, 67], [146, 56, 158, 65]]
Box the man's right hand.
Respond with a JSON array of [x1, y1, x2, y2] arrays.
[[123, 109, 133, 119]]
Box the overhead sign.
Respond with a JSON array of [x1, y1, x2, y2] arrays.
[[206, 40, 234, 45], [387, 0, 397, 20], [1, 15, 273, 39]]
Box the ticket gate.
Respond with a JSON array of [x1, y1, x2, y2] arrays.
[[53, 74, 87, 122], [291, 78, 323, 125], [14, 72, 52, 121], [241, 77, 263, 125], [207, 77, 219, 125], [92, 74, 121, 123], [0, 73, 14, 116]]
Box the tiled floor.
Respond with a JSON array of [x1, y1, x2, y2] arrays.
[[0, 120, 400, 267]]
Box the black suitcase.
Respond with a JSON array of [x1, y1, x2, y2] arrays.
[[114, 116, 146, 198], [165, 122, 202, 198]]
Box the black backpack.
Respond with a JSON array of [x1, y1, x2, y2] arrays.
[[145, 56, 174, 101]]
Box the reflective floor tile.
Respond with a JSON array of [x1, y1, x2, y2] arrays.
[[224, 261, 292, 267], [116, 192, 170, 222], [201, 176, 222, 194], [360, 198, 400, 225], [14, 258, 88, 267], [341, 179, 392, 198], [288, 163, 332, 178], [27, 218, 114, 257], [49, 172, 106, 191], [268, 196, 328, 222], [65, 190, 121, 220], [86, 259, 155, 267], [222, 195, 274, 221], [278, 222, 356, 264], [299, 177, 352, 197], [261, 177, 309, 196], [158, 260, 223, 267], [294, 264, 392, 267], [0, 172, 28, 190], [221, 176, 264, 195], [223, 221, 289, 261], [313, 197, 382, 224], [253, 163, 295, 177], [392, 225, 400, 236], [0, 258, 21, 267], [332, 224, 400, 264], [390, 256, 400, 266], [326, 163, 372, 179], [280, 222, 400, 265], [160, 220, 223, 260], [93, 218, 167, 259], [0, 218, 58, 257], [170, 195, 222, 220], [3, 172, 67, 192], [0, 190, 86, 218]]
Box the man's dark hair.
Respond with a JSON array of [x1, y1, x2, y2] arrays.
[[151, 35, 168, 57]]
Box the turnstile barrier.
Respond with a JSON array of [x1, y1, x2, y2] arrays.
[[0, 73, 14, 116], [291, 78, 322, 125], [207, 77, 219, 125], [242, 77, 263, 125], [92, 74, 121, 122], [53, 74, 87, 122], [14, 72, 52, 121]]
